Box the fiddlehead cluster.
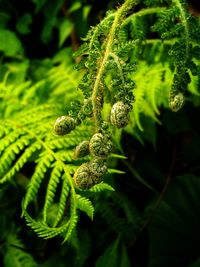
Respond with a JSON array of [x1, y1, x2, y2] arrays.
[[54, 0, 200, 192], [54, 0, 140, 190]]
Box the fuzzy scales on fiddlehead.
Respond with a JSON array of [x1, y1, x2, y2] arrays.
[[54, 0, 140, 190], [54, 0, 199, 193]]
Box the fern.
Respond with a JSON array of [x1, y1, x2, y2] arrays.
[[3, 234, 38, 267], [0, 0, 199, 242], [89, 182, 115, 193], [131, 62, 171, 130], [76, 194, 94, 219], [43, 163, 63, 223], [0, 59, 95, 240], [53, 175, 71, 227]]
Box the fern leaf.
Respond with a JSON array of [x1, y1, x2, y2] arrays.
[[4, 235, 38, 267], [89, 182, 115, 193], [132, 84, 145, 131], [55, 150, 74, 162], [76, 194, 94, 219], [0, 142, 42, 184], [53, 175, 71, 227], [22, 153, 55, 213], [48, 125, 92, 150], [43, 163, 63, 223], [24, 212, 70, 239], [63, 214, 79, 243], [108, 168, 126, 174], [0, 129, 23, 155], [0, 135, 31, 177]]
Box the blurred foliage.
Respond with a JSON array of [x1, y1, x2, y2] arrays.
[[0, 0, 200, 267]]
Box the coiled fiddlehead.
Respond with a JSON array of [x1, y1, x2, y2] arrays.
[[89, 158, 108, 177], [110, 101, 131, 128], [89, 133, 112, 158], [73, 140, 90, 159], [53, 0, 199, 191], [54, 116, 76, 135], [73, 163, 103, 190], [169, 92, 185, 112]]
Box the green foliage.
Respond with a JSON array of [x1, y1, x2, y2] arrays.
[[3, 234, 38, 267], [95, 238, 131, 267], [0, 29, 23, 57], [148, 175, 200, 267], [0, 0, 200, 266]]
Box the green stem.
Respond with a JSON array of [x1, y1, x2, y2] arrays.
[[172, 0, 189, 61], [122, 7, 166, 27], [91, 0, 138, 130]]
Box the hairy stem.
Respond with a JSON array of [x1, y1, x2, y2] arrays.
[[122, 7, 166, 26], [173, 0, 189, 61], [91, 0, 138, 130]]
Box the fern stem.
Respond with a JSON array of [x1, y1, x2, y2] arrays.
[[122, 7, 166, 27], [91, 0, 138, 130], [172, 0, 189, 61], [89, 13, 114, 51]]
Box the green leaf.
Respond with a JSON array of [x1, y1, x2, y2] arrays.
[[95, 239, 131, 267], [89, 182, 115, 192], [110, 153, 127, 159], [108, 168, 125, 174], [41, 0, 65, 44], [148, 175, 200, 267], [69, 1, 82, 13], [4, 234, 38, 267], [76, 195, 94, 219], [83, 5, 91, 20], [58, 19, 74, 47], [16, 14, 32, 35], [0, 29, 23, 57]]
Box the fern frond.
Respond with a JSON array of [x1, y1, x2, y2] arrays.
[[131, 62, 171, 130], [89, 182, 115, 193], [76, 194, 94, 219], [24, 212, 70, 239], [188, 75, 200, 96], [4, 234, 38, 267], [0, 135, 32, 177], [0, 142, 42, 184], [43, 163, 63, 223], [63, 214, 79, 243], [53, 175, 71, 227], [22, 153, 55, 213], [0, 129, 23, 155], [1, 0, 198, 243]]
